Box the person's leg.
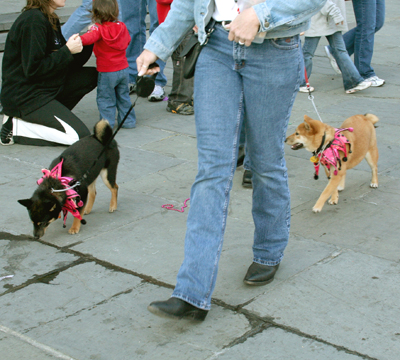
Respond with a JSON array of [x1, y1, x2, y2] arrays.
[[168, 29, 195, 114], [327, 32, 364, 91], [62, 0, 123, 40], [56, 66, 97, 110], [242, 36, 300, 269], [301, 36, 320, 85], [148, 0, 167, 88], [115, 69, 136, 128], [61, 0, 92, 40], [121, 0, 166, 87], [345, 0, 379, 79], [12, 100, 90, 146], [96, 72, 117, 129], [171, 25, 245, 310]]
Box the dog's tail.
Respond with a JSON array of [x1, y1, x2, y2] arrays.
[[364, 113, 379, 126], [94, 119, 113, 146]]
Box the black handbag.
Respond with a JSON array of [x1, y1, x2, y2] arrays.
[[181, 22, 215, 79]]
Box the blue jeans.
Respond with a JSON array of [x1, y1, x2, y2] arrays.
[[119, 0, 167, 86], [304, 33, 364, 91], [343, 0, 385, 79], [61, 0, 122, 40], [172, 24, 301, 310], [97, 69, 136, 129]]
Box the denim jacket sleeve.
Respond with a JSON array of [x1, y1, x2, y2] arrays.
[[145, 0, 327, 61], [144, 0, 196, 62]]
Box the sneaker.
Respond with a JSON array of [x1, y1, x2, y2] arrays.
[[148, 85, 165, 102], [166, 102, 194, 115], [345, 80, 372, 94], [0, 115, 14, 145], [129, 83, 136, 95], [364, 76, 385, 87], [324, 46, 341, 74], [299, 86, 315, 93]]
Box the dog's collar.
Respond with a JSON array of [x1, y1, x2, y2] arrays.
[[313, 132, 327, 156], [37, 158, 83, 226]]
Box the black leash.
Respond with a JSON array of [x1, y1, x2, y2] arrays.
[[80, 70, 159, 183]]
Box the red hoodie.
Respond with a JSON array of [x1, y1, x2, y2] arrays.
[[80, 21, 131, 72]]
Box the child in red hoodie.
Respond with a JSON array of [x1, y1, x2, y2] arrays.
[[80, 0, 136, 128]]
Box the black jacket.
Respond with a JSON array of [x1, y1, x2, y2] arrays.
[[1, 9, 74, 117]]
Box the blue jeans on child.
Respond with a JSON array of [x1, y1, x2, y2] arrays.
[[342, 0, 385, 79], [171, 24, 301, 310], [97, 69, 136, 129], [119, 0, 167, 87], [61, 0, 122, 40], [303, 32, 364, 91]]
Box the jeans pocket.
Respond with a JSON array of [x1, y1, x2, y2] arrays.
[[270, 37, 299, 50]]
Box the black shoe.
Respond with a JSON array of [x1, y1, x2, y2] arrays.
[[148, 297, 208, 321], [0, 116, 14, 146], [242, 169, 252, 188], [243, 262, 280, 286], [237, 145, 245, 167]]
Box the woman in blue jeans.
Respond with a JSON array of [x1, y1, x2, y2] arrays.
[[136, 0, 326, 321]]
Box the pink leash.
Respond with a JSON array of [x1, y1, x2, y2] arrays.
[[162, 198, 190, 212]]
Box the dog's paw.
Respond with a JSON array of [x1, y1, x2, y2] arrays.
[[68, 227, 80, 235], [109, 205, 117, 213], [84, 208, 92, 215], [337, 186, 345, 192], [328, 199, 338, 205], [370, 182, 378, 188], [312, 207, 322, 213]]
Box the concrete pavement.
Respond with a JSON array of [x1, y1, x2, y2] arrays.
[[1, 1, 399, 359]]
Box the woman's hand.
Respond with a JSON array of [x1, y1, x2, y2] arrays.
[[136, 49, 160, 76], [226, 8, 260, 47], [66, 34, 83, 54]]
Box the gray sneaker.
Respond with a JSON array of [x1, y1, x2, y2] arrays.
[[148, 85, 165, 102]]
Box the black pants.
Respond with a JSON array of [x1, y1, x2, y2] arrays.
[[13, 47, 98, 146]]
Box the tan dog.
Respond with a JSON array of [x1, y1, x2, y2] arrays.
[[285, 114, 379, 212]]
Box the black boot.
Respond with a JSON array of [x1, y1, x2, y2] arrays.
[[243, 262, 280, 286], [148, 297, 208, 321]]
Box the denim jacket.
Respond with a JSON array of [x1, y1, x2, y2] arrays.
[[145, 0, 327, 61]]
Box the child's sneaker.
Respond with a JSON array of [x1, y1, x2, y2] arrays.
[[148, 85, 165, 102], [324, 46, 341, 74], [0, 115, 14, 145], [299, 86, 314, 93]]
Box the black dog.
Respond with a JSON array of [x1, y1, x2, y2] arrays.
[[19, 120, 119, 238]]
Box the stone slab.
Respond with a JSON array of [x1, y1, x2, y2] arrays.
[[244, 250, 400, 360], [215, 327, 364, 360], [0, 262, 140, 331], [0, 239, 77, 295], [23, 285, 249, 360]]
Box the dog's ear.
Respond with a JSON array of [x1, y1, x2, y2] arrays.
[[303, 115, 313, 131], [18, 199, 33, 209]]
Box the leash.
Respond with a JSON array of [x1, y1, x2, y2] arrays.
[[80, 72, 158, 183], [304, 67, 323, 123], [162, 198, 190, 212]]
